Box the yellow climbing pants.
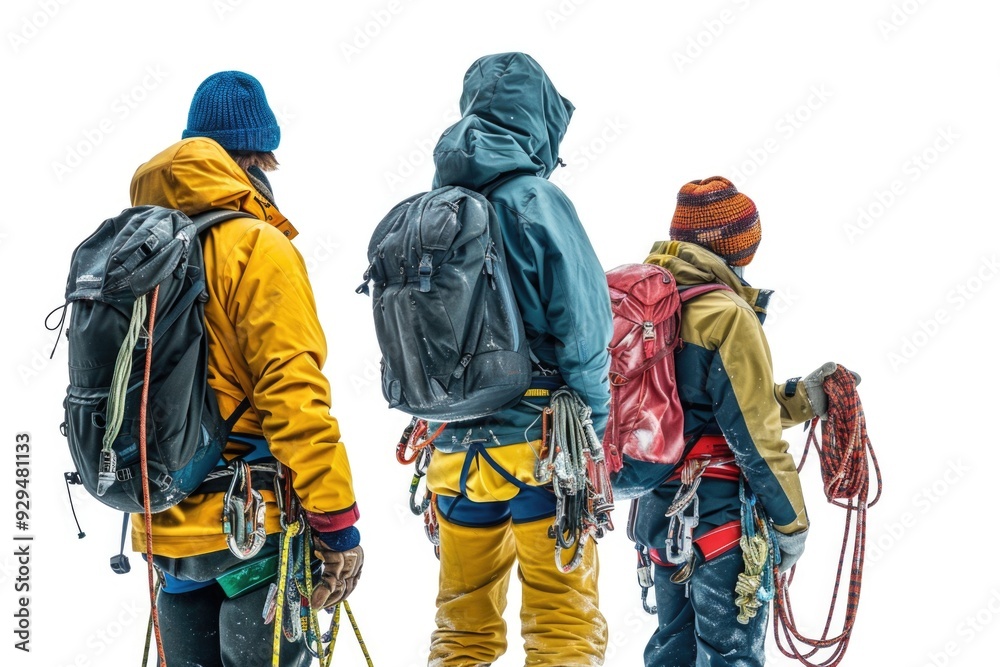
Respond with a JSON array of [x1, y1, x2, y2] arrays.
[[426, 442, 608, 666]]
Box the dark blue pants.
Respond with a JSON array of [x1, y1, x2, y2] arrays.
[[644, 549, 767, 667], [154, 541, 313, 667], [157, 580, 312, 667]]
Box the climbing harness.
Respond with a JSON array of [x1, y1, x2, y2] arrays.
[[394, 389, 615, 573], [659, 436, 740, 592], [534, 388, 615, 573], [395, 416, 445, 558], [771, 365, 881, 667], [222, 459, 268, 560]]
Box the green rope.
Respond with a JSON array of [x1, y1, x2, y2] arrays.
[[103, 296, 147, 452]]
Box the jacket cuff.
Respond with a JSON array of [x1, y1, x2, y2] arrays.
[[304, 503, 360, 533], [775, 379, 815, 426], [315, 526, 361, 551]]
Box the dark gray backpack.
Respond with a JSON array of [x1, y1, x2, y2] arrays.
[[60, 205, 251, 513], [357, 183, 532, 421]]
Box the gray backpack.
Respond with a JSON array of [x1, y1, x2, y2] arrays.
[[357, 183, 532, 421], [60, 205, 251, 513]]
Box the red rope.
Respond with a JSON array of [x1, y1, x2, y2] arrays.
[[772, 365, 882, 667], [396, 419, 445, 465], [140, 287, 167, 667]]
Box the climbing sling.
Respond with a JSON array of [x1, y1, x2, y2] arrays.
[[771, 365, 881, 667]]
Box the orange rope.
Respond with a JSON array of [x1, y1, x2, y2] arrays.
[[772, 365, 881, 667], [140, 286, 167, 667]]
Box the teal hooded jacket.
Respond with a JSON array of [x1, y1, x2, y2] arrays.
[[429, 52, 613, 452]]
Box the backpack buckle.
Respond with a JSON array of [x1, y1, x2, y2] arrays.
[[418, 253, 433, 292], [96, 451, 117, 496]]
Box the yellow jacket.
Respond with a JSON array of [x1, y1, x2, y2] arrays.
[[128, 138, 358, 557]]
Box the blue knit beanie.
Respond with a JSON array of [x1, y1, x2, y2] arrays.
[[182, 71, 280, 152]]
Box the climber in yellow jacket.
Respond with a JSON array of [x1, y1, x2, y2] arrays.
[[128, 71, 361, 666]]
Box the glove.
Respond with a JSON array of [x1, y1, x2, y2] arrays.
[[774, 528, 808, 573], [802, 362, 861, 419], [309, 539, 364, 610]]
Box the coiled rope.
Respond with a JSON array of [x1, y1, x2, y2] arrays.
[[772, 365, 882, 667]]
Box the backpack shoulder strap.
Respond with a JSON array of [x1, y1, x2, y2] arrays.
[[190, 209, 257, 235], [678, 282, 732, 303]]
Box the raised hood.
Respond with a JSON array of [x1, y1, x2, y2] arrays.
[[432, 52, 574, 190]]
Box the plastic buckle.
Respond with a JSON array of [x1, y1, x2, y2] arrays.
[[110, 554, 131, 575]]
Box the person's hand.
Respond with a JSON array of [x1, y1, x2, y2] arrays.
[[802, 362, 861, 418], [774, 529, 808, 573], [310, 540, 364, 610]]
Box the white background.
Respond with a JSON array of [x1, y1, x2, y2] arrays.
[[3, 1, 999, 666]]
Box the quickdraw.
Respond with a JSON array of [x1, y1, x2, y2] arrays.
[[395, 416, 444, 558], [266, 464, 375, 667], [626, 500, 657, 615], [771, 365, 881, 667], [534, 388, 615, 573]]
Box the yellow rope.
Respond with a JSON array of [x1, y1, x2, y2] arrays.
[[343, 601, 374, 666], [272, 520, 300, 667], [735, 529, 770, 624]]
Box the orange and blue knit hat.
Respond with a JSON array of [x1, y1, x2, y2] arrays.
[[669, 176, 761, 267]]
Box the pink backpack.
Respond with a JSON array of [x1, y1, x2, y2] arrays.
[[602, 264, 729, 474]]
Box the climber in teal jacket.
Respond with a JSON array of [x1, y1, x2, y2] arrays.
[[424, 52, 613, 666]]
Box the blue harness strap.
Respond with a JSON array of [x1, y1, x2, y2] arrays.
[[436, 442, 556, 527]]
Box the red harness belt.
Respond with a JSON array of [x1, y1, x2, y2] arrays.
[[651, 434, 744, 565], [650, 520, 742, 566], [668, 434, 741, 482]]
